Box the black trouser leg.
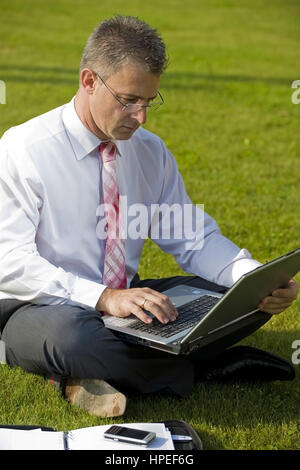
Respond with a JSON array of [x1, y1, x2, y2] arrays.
[[0, 274, 244, 397], [1, 299, 194, 396]]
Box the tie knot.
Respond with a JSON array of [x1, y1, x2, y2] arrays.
[[100, 142, 117, 163]]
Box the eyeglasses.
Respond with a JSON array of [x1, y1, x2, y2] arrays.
[[93, 71, 164, 113]]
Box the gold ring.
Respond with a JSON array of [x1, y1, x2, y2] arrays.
[[140, 298, 147, 310]]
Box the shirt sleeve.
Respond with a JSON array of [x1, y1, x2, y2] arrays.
[[0, 144, 105, 308], [150, 141, 262, 288]]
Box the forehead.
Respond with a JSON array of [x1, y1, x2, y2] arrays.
[[106, 61, 161, 97]]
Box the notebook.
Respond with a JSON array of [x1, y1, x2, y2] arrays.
[[0, 423, 174, 450], [103, 248, 300, 355]]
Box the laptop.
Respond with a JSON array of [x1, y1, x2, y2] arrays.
[[103, 248, 300, 355]]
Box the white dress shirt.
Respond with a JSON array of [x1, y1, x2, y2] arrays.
[[0, 98, 261, 308]]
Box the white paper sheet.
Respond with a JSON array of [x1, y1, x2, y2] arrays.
[[0, 428, 64, 450], [68, 423, 174, 450], [0, 423, 175, 450]]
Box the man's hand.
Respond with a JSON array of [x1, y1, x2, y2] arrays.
[[96, 287, 178, 324], [258, 279, 299, 315]]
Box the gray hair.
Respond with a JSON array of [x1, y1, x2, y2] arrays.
[[80, 15, 168, 80]]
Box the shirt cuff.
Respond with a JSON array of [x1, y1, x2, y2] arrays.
[[218, 256, 263, 288], [69, 276, 107, 309]]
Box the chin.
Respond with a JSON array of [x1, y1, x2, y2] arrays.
[[114, 128, 137, 140]]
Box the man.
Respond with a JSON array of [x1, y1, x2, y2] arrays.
[[0, 16, 298, 417]]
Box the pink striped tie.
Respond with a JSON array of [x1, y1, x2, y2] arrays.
[[100, 142, 127, 289]]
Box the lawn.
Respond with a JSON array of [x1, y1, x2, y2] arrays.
[[0, 0, 299, 450]]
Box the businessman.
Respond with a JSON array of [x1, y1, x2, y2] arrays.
[[0, 15, 298, 417]]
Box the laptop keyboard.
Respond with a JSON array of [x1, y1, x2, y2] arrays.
[[128, 295, 220, 338]]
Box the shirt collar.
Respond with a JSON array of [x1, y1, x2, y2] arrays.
[[62, 97, 100, 160], [62, 97, 122, 160]]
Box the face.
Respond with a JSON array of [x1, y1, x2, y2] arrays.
[[79, 61, 161, 140]]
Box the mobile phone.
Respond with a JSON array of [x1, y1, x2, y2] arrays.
[[103, 425, 156, 446]]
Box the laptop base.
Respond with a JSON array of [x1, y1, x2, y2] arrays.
[[112, 310, 271, 358]]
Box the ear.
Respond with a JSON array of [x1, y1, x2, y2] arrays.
[[80, 69, 98, 95]]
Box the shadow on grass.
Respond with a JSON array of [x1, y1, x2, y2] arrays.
[[0, 65, 295, 88], [125, 328, 299, 436], [0, 327, 299, 449]]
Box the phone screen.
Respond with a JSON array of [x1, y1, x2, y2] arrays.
[[113, 427, 150, 439], [104, 425, 155, 445]]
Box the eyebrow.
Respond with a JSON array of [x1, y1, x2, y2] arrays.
[[118, 93, 158, 101]]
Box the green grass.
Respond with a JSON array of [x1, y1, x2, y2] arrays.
[[0, 0, 299, 450]]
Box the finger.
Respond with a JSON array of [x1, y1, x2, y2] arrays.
[[141, 288, 178, 311], [259, 297, 293, 309], [123, 288, 177, 323], [287, 278, 299, 291], [140, 296, 178, 324], [260, 306, 288, 315], [259, 301, 292, 312], [140, 289, 178, 321], [272, 279, 299, 299], [259, 294, 296, 307], [130, 303, 154, 324], [131, 293, 176, 324], [142, 299, 175, 324]]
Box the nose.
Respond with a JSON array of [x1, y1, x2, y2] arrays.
[[130, 107, 147, 125]]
